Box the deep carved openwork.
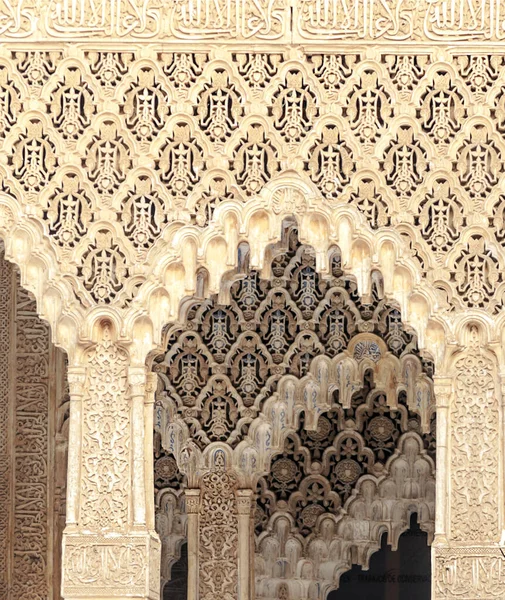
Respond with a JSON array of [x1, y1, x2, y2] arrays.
[[154, 231, 436, 598], [1, 5, 505, 600], [3, 48, 505, 320]]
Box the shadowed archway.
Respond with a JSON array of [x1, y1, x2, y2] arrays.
[[329, 514, 431, 600]]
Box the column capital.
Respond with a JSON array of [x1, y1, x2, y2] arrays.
[[145, 372, 158, 405], [66, 366, 87, 398], [433, 376, 452, 408], [129, 366, 148, 397], [185, 489, 201, 514], [236, 489, 254, 515]]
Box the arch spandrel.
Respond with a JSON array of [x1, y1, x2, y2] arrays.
[[2, 46, 505, 355]]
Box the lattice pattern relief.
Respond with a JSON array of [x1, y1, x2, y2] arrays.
[[255, 373, 436, 537], [154, 231, 436, 597], [1, 48, 505, 314], [154, 230, 434, 452]]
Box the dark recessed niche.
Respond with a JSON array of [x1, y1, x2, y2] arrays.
[[328, 514, 431, 600]]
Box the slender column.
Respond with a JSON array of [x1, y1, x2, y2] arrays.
[[65, 367, 85, 529], [61, 323, 160, 600], [145, 373, 157, 530], [185, 489, 200, 600], [130, 367, 147, 527], [433, 377, 450, 544], [236, 489, 254, 600], [433, 328, 504, 600]]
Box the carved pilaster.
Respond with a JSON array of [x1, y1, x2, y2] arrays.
[[198, 451, 239, 600], [0, 249, 12, 600], [433, 326, 503, 599], [62, 323, 160, 600]]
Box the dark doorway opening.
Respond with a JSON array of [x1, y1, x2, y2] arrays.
[[163, 543, 188, 600], [328, 514, 431, 600]]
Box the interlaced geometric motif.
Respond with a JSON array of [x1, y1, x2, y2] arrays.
[[344, 69, 392, 152], [154, 229, 435, 548], [456, 55, 503, 102], [255, 373, 436, 537], [43, 172, 93, 252], [155, 230, 433, 451], [417, 178, 465, 260], [12, 51, 60, 91], [381, 125, 428, 207], [453, 125, 502, 206], [271, 70, 318, 144], [0, 66, 21, 137], [417, 70, 467, 146], [10, 119, 57, 197], [120, 175, 173, 257], [384, 55, 429, 100], [157, 123, 205, 206], [85, 121, 132, 203], [122, 68, 170, 144], [87, 52, 134, 94], [235, 53, 283, 96], [197, 70, 243, 143], [306, 125, 354, 201], [48, 67, 95, 142], [309, 54, 358, 100], [1, 50, 504, 314], [231, 123, 279, 195]]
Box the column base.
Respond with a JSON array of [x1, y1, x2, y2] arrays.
[[62, 530, 161, 599], [433, 545, 505, 600]]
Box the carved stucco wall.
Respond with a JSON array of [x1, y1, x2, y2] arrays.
[[154, 232, 437, 599], [0, 247, 68, 600], [0, 2, 504, 599]]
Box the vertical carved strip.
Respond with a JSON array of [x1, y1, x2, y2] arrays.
[[0, 249, 12, 600], [63, 329, 161, 599], [435, 328, 504, 599], [13, 280, 50, 598], [0, 250, 67, 600], [80, 326, 130, 530], [52, 350, 69, 600], [450, 340, 499, 541], [236, 489, 253, 600], [198, 452, 238, 600]]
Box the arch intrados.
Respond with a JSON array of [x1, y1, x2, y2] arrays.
[[256, 434, 435, 600], [154, 232, 436, 491]]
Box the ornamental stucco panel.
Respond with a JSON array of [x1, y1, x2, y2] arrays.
[[0, 248, 68, 600], [0, 2, 503, 600], [2, 1, 505, 43]]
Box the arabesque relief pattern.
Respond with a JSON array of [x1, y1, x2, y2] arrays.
[[2, 47, 505, 317], [0, 248, 68, 600], [0, 2, 504, 599], [155, 233, 438, 598]]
